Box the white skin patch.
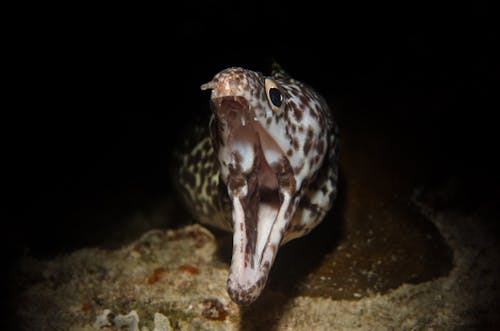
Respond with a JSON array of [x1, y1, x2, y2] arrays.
[[262, 148, 281, 166], [256, 202, 279, 263], [231, 141, 254, 172]]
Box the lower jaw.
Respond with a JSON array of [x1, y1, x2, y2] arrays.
[[226, 189, 292, 305]]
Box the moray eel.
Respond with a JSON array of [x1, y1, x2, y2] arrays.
[[173, 64, 339, 305]]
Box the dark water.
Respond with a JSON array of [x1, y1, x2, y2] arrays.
[[5, 7, 498, 329]]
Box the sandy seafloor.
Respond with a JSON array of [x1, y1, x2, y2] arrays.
[[12, 181, 500, 330]]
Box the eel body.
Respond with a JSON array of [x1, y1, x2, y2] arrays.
[[173, 65, 339, 305]]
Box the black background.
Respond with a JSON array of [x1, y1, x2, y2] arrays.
[[5, 1, 498, 286]]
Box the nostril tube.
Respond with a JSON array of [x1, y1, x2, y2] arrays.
[[200, 81, 216, 90]]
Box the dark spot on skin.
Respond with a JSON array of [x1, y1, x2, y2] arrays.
[[299, 94, 309, 105], [266, 117, 272, 125], [287, 149, 293, 157], [303, 127, 314, 155], [317, 139, 325, 155], [228, 175, 246, 194], [233, 151, 242, 165], [303, 140, 312, 155], [321, 184, 328, 195], [199, 166, 207, 178], [319, 122, 326, 138], [285, 202, 295, 219], [314, 102, 323, 113], [292, 138, 300, 150], [191, 149, 202, 164], [202, 138, 211, 150], [293, 106, 303, 121], [307, 127, 314, 138], [228, 284, 259, 306], [294, 163, 303, 174], [299, 197, 321, 218], [291, 224, 305, 233], [206, 181, 215, 195], [182, 170, 196, 189], [276, 160, 296, 193], [243, 174, 261, 267], [234, 74, 242, 84], [328, 190, 336, 202], [257, 87, 264, 101]]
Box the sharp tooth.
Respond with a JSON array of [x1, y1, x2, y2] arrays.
[[241, 116, 246, 126]]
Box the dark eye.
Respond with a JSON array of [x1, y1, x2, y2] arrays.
[[268, 88, 282, 107], [265, 78, 284, 113]]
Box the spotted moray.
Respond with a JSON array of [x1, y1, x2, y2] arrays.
[[173, 64, 339, 305]]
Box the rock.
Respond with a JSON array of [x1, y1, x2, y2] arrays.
[[152, 313, 171, 331]]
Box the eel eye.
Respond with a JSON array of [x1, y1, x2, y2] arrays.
[[265, 78, 284, 113]]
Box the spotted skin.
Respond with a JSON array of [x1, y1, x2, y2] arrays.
[[173, 65, 339, 305]]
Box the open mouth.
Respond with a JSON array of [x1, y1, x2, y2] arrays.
[[211, 96, 296, 304]]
